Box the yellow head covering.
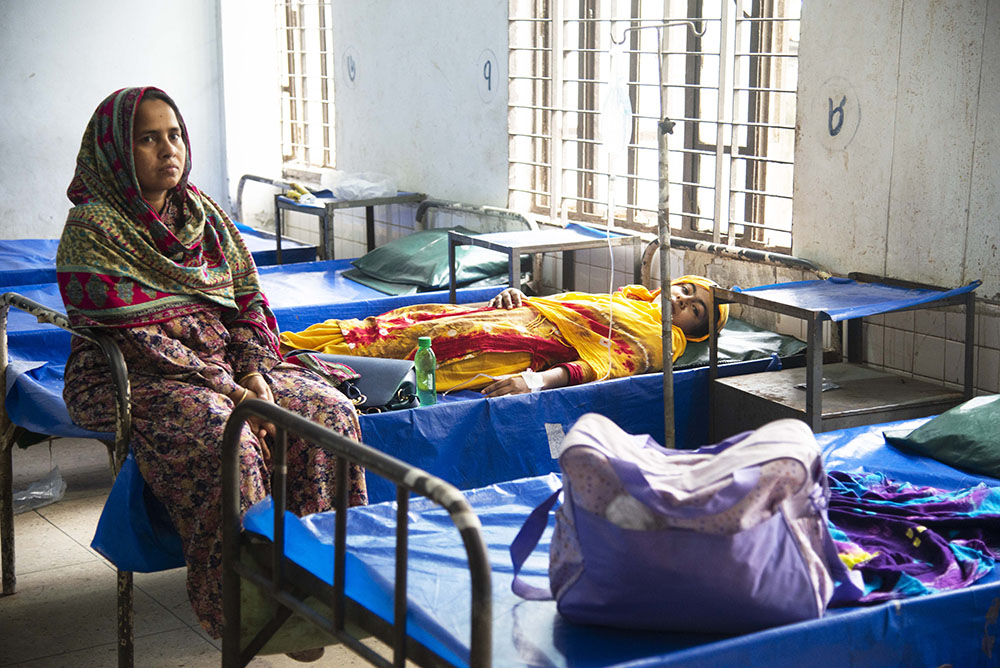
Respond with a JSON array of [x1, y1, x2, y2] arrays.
[[670, 275, 729, 342]]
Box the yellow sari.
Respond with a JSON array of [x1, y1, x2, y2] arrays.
[[279, 284, 690, 391]]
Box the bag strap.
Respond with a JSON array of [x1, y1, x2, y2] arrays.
[[509, 488, 561, 601]]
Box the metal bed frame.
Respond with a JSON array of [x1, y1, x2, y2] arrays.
[[0, 196, 539, 667], [0, 292, 136, 665], [2, 292, 492, 668], [221, 399, 492, 667]]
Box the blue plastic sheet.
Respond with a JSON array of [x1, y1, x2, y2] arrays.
[[90, 453, 183, 572], [3, 261, 505, 343], [87, 357, 777, 573], [564, 222, 628, 239], [357, 357, 778, 504], [234, 223, 317, 265], [816, 416, 1000, 489], [739, 277, 980, 321], [0, 238, 61, 287], [0, 227, 316, 288], [4, 354, 105, 440], [259, 259, 506, 330]]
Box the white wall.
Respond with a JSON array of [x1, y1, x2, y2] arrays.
[[784, 0, 1000, 396], [218, 0, 282, 227], [0, 0, 227, 240], [792, 0, 999, 300], [219, 0, 509, 233], [330, 0, 509, 204]]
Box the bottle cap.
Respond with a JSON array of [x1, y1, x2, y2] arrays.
[[417, 336, 432, 347]]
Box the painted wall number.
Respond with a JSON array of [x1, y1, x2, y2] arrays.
[[820, 77, 860, 149], [478, 48, 498, 103], [342, 46, 359, 88], [828, 95, 847, 137]]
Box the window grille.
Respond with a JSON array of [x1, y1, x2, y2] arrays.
[[508, 0, 800, 251], [276, 0, 336, 170]]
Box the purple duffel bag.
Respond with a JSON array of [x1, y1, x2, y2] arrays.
[[510, 413, 860, 633]]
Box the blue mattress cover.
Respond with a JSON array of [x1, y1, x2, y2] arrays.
[[3, 260, 505, 342], [356, 357, 778, 505], [738, 277, 980, 321], [0, 226, 316, 288], [88, 356, 780, 574], [2, 260, 506, 440], [244, 417, 1000, 667]]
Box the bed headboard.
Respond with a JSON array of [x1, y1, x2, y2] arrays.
[[415, 199, 538, 234]]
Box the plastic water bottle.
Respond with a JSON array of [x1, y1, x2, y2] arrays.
[[414, 336, 437, 406]]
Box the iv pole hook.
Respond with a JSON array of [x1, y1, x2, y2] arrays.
[[610, 19, 706, 45]]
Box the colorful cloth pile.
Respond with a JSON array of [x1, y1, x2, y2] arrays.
[[828, 470, 1000, 602]]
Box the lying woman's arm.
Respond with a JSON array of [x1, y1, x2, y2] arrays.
[[480, 366, 571, 397]]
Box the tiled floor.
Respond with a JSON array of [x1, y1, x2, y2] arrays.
[[2, 437, 381, 667]]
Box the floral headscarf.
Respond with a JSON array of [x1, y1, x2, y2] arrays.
[[56, 86, 280, 352]]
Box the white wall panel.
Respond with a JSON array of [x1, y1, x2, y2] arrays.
[[0, 0, 226, 240], [965, 1, 1000, 301], [791, 0, 902, 275], [884, 1, 987, 286], [330, 0, 508, 205], [793, 0, 996, 299]]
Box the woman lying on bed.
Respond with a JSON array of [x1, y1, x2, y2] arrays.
[[279, 275, 728, 397]]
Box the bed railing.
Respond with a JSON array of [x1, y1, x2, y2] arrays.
[[235, 174, 296, 225], [640, 237, 831, 287], [221, 399, 493, 668], [0, 291, 137, 667]]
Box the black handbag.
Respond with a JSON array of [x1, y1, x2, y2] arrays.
[[286, 350, 419, 413]]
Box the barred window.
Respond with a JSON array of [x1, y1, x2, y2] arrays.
[[276, 0, 336, 169], [508, 0, 800, 251]]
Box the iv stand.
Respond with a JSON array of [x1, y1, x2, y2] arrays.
[[611, 19, 705, 448]]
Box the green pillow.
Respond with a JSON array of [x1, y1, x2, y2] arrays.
[[884, 394, 1000, 478], [675, 317, 807, 368], [349, 226, 525, 293]]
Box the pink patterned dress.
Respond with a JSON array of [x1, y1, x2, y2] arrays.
[[64, 311, 367, 637]]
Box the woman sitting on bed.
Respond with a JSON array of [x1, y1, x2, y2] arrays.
[[56, 86, 366, 650], [279, 276, 728, 396]]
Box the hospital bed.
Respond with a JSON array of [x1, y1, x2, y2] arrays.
[[1, 289, 807, 668], [223, 401, 1000, 667], [7, 272, 974, 665]]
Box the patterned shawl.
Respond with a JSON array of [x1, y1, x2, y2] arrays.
[[56, 87, 279, 351]]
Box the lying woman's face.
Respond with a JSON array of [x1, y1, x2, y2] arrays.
[[669, 282, 712, 336]]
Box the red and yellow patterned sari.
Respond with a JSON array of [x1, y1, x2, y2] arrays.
[[280, 285, 689, 391]]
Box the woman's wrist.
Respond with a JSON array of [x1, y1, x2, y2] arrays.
[[237, 370, 264, 384], [539, 367, 570, 390], [520, 369, 545, 392]]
